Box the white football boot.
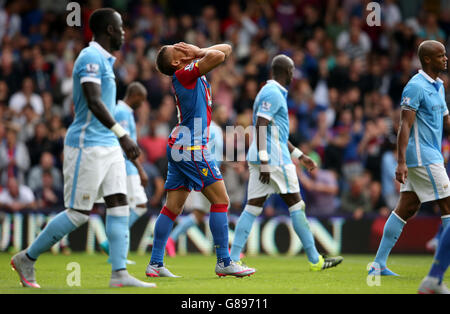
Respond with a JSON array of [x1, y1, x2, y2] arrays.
[[110, 270, 156, 288], [418, 276, 450, 294], [145, 263, 181, 278], [215, 260, 256, 278], [10, 250, 40, 288]]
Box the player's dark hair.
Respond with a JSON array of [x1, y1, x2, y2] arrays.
[[125, 81, 147, 98], [156, 46, 176, 76], [89, 8, 117, 37]]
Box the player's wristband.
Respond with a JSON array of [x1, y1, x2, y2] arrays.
[[258, 150, 269, 163], [291, 148, 304, 160], [110, 123, 127, 138]]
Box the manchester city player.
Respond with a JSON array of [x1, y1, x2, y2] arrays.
[[99, 82, 149, 263], [145, 42, 255, 278], [229, 55, 343, 271], [11, 9, 154, 288], [370, 40, 450, 278]]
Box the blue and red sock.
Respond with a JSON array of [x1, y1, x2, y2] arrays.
[[150, 206, 178, 267], [209, 204, 231, 266]]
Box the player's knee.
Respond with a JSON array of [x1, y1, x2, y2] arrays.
[[288, 200, 305, 213], [394, 207, 416, 221], [244, 204, 263, 216], [66, 209, 89, 227], [104, 193, 128, 208]]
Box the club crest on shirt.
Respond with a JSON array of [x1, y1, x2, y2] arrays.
[[201, 168, 208, 176]]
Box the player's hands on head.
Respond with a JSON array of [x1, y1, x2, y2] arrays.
[[259, 161, 271, 184], [119, 135, 141, 161], [174, 42, 204, 59], [299, 155, 317, 173], [395, 162, 408, 184]]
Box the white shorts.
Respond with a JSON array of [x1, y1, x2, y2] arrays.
[[184, 191, 211, 213], [127, 174, 148, 208], [63, 145, 127, 210], [400, 163, 450, 203], [247, 163, 300, 199]]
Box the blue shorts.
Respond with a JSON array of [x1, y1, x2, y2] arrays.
[[165, 146, 223, 191]]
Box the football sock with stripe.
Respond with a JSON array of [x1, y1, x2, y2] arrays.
[[99, 207, 146, 255], [230, 205, 261, 262], [373, 212, 406, 269], [289, 201, 320, 264], [150, 206, 178, 267], [106, 206, 130, 271], [209, 204, 231, 266], [27, 209, 88, 260]]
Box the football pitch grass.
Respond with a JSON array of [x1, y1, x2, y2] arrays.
[[0, 252, 447, 294]]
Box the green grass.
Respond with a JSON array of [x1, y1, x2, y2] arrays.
[[0, 252, 447, 294]]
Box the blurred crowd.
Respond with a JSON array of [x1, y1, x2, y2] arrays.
[[0, 0, 449, 220]]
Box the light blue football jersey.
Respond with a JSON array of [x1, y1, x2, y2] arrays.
[[65, 41, 119, 148], [208, 121, 223, 168], [401, 70, 449, 167], [247, 80, 292, 166], [115, 100, 138, 176]]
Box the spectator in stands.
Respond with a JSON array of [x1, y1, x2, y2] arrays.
[[0, 47, 23, 97], [139, 121, 168, 165], [27, 151, 62, 192], [26, 121, 52, 168], [8, 77, 44, 116], [0, 176, 35, 211], [418, 12, 446, 42], [336, 16, 371, 60], [34, 170, 64, 210], [298, 165, 339, 217], [0, 122, 30, 185], [17, 105, 39, 143], [369, 180, 390, 217], [340, 175, 372, 220]]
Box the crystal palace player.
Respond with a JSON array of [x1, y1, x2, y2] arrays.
[[145, 42, 255, 278]]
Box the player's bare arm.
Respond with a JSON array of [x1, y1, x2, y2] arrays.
[[255, 116, 271, 184], [444, 114, 450, 134], [287, 141, 317, 172], [174, 42, 232, 76], [82, 82, 140, 161], [396, 109, 417, 184], [131, 158, 148, 187]]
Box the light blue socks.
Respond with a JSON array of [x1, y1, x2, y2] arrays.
[[105, 206, 130, 271], [289, 201, 320, 264], [230, 206, 260, 262], [373, 212, 406, 269], [27, 210, 81, 260]]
